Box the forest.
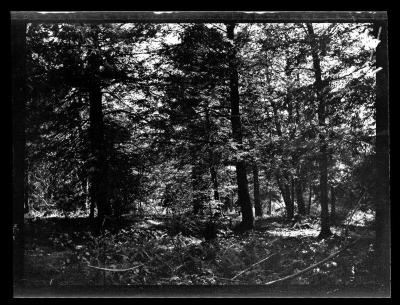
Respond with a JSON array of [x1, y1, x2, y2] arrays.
[[12, 17, 390, 296]]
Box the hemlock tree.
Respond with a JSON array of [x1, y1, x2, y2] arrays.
[[226, 23, 254, 230], [26, 23, 158, 228]]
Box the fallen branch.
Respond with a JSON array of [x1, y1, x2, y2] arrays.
[[231, 252, 278, 280], [215, 276, 243, 283], [87, 264, 143, 272], [264, 237, 361, 286]]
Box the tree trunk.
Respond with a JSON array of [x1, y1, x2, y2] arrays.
[[205, 106, 219, 201], [308, 183, 312, 215], [226, 23, 254, 230], [210, 165, 220, 201], [88, 177, 95, 220], [253, 162, 262, 217], [266, 177, 272, 215], [291, 177, 295, 213], [276, 173, 294, 220], [295, 179, 306, 215], [192, 162, 208, 215], [88, 83, 110, 230], [374, 21, 390, 288], [284, 183, 294, 220], [12, 20, 27, 284], [306, 23, 332, 238], [330, 186, 336, 224]]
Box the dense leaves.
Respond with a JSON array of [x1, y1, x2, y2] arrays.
[[20, 22, 385, 293]]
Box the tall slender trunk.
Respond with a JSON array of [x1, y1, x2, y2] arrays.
[[290, 176, 295, 212], [86, 178, 95, 220], [265, 176, 272, 215], [205, 106, 219, 201], [88, 83, 110, 229], [306, 23, 332, 238], [295, 179, 306, 215], [226, 23, 254, 230], [12, 21, 27, 283], [253, 162, 262, 217], [374, 21, 390, 288]]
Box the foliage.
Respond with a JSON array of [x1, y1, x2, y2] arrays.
[[19, 22, 384, 292]]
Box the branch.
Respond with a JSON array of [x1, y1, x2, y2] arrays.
[[215, 276, 243, 283], [264, 237, 361, 286], [87, 264, 143, 272], [231, 252, 278, 280]]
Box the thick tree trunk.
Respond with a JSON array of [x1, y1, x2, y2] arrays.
[[253, 163, 262, 217], [306, 23, 332, 238], [236, 161, 254, 228], [88, 84, 110, 230], [295, 179, 306, 215], [374, 21, 390, 288], [12, 21, 27, 284], [226, 23, 254, 230]]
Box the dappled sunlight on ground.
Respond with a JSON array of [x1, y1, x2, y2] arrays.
[[266, 226, 343, 238]]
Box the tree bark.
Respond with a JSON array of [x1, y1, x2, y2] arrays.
[[265, 176, 272, 215], [253, 162, 262, 217], [295, 179, 306, 215], [226, 23, 254, 230], [205, 106, 219, 201], [12, 20, 27, 284], [276, 173, 294, 220], [291, 176, 295, 213], [308, 183, 312, 215], [88, 83, 110, 230], [82, 176, 95, 219], [374, 21, 390, 288], [306, 23, 332, 238]]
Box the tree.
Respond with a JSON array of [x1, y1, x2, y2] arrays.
[[156, 24, 228, 215], [12, 20, 27, 283], [305, 23, 332, 238], [226, 23, 254, 230], [26, 23, 158, 228], [253, 162, 262, 217], [373, 21, 390, 288]]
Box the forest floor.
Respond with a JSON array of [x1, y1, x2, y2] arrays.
[[17, 213, 388, 297]]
